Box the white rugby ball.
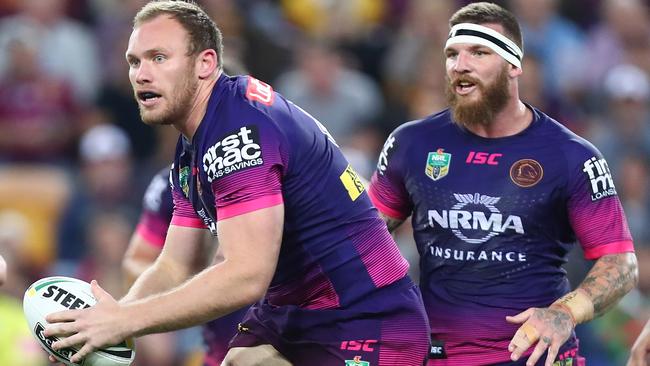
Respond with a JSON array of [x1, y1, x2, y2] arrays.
[[23, 276, 136, 366]]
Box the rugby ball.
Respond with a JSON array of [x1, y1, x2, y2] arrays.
[[23, 276, 136, 366]]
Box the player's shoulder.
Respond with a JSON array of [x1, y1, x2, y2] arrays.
[[213, 74, 290, 131], [153, 165, 172, 183], [198, 75, 284, 142], [224, 74, 284, 115], [143, 172, 171, 212], [390, 109, 454, 139], [533, 107, 600, 158]]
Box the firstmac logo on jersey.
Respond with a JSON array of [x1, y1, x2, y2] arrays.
[[582, 156, 616, 201], [203, 126, 263, 182]]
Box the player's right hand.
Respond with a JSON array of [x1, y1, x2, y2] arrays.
[[506, 307, 574, 366]]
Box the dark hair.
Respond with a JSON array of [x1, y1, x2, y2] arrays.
[[449, 2, 523, 51], [134, 0, 223, 70]]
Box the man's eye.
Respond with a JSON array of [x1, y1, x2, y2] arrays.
[[153, 55, 166, 63]]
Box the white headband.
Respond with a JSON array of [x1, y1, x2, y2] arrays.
[[445, 23, 523, 68]]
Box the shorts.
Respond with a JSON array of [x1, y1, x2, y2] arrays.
[[452, 339, 584, 366], [230, 276, 430, 366], [202, 306, 251, 366], [503, 343, 585, 366]]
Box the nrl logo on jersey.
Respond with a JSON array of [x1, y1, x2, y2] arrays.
[[203, 126, 264, 182], [179, 166, 190, 198], [344, 356, 370, 366], [428, 193, 524, 244], [582, 156, 617, 201], [425, 148, 451, 181]]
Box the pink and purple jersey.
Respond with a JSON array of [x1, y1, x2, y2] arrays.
[[369, 107, 634, 365], [170, 74, 410, 310]]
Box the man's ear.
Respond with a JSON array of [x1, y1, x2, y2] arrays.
[[196, 49, 218, 79], [509, 63, 523, 79]]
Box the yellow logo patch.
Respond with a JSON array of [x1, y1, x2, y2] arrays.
[[340, 165, 365, 201]]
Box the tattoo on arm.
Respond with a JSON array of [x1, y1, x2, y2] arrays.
[[578, 253, 638, 316], [378, 212, 405, 233]]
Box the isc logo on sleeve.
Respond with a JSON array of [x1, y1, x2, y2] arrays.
[[203, 126, 264, 182]]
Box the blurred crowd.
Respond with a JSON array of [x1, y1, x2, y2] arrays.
[[0, 0, 648, 365]]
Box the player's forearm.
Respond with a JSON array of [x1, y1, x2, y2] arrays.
[[122, 233, 165, 289], [576, 252, 638, 318], [123, 260, 265, 336], [122, 257, 153, 289], [121, 256, 191, 303], [378, 211, 405, 233]]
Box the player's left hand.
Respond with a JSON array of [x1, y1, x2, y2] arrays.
[[43, 280, 130, 364], [506, 307, 574, 366]]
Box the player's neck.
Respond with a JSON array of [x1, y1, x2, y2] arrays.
[[176, 71, 221, 141], [465, 99, 532, 138]]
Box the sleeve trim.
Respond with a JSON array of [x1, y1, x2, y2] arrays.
[[368, 187, 409, 220], [217, 193, 284, 220], [171, 215, 206, 228], [583, 240, 635, 260]]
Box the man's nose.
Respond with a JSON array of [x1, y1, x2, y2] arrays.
[[135, 62, 152, 84], [452, 52, 471, 73]]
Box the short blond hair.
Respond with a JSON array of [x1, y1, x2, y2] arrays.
[[134, 0, 223, 70]]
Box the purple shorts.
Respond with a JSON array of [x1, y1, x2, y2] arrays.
[[202, 306, 250, 366], [487, 340, 584, 366], [230, 276, 430, 366]]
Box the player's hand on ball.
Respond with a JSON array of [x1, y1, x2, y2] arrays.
[[48, 355, 66, 365], [506, 307, 574, 366], [44, 280, 129, 364]]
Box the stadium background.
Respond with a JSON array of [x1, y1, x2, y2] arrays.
[[0, 0, 647, 364]]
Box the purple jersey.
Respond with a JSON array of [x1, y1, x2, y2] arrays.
[[369, 108, 634, 365], [135, 166, 174, 249], [170, 74, 409, 310]]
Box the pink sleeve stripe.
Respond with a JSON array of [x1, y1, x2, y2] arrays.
[[135, 223, 166, 248], [583, 240, 635, 260], [217, 194, 284, 220], [171, 215, 206, 228], [368, 188, 409, 220]]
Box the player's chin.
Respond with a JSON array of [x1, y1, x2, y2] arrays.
[[140, 111, 172, 126]]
